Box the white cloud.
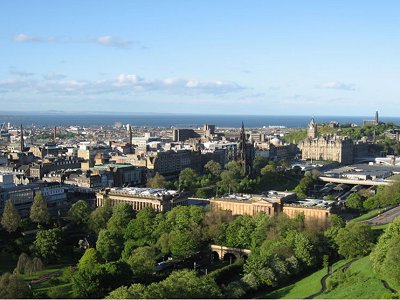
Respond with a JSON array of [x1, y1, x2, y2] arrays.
[[14, 34, 42, 42], [96, 36, 130, 48], [43, 72, 67, 80], [13, 33, 135, 49], [318, 81, 355, 91], [0, 73, 246, 96]]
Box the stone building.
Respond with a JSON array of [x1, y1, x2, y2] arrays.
[[96, 187, 188, 212], [299, 118, 354, 164], [209, 191, 331, 228], [209, 191, 296, 216]]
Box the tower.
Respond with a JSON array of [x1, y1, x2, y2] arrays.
[[375, 111, 379, 125], [53, 126, 57, 142], [238, 122, 253, 176], [307, 118, 317, 139], [20, 124, 24, 151]]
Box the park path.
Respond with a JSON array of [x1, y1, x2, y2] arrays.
[[361, 205, 400, 226], [305, 259, 356, 299]]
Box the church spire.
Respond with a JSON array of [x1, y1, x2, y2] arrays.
[[239, 122, 252, 176], [20, 124, 24, 151]]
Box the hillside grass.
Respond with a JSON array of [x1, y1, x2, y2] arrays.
[[350, 209, 382, 222], [262, 259, 348, 299], [321, 256, 391, 299]]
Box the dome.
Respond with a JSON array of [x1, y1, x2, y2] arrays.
[[270, 137, 281, 146]]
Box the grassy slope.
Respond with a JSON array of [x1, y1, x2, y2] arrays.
[[263, 260, 348, 299], [350, 209, 382, 222], [321, 256, 390, 299]]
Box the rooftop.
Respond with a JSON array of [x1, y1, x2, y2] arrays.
[[213, 191, 296, 203], [108, 187, 179, 197], [92, 163, 134, 169]]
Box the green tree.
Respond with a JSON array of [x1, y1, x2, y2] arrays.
[[279, 159, 292, 171], [30, 193, 49, 224], [146, 270, 222, 299], [1, 200, 21, 233], [107, 203, 134, 235], [106, 284, 147, 299], [204, 160, 222, 178], [96, 229, 123, 262], [34, 227, 62, 263], [203, 208, 234, 242], [345, 193, 365, 211], [124, 207, 157, 247], [335, 223, 374, 258], [169, 229, 201, 259], [380, 236, 400, 285], [293, 173, 315, 198], [253, 155, 268, 174], [218, 170, 240, 194], [370, 216, 400, 283], [178, 168, 199, 191], [147, 172, 167, 188], [0, 272, 32, 299], [78, 248, 100, 270], [261, 162, 277, 175], [72, 266, 103, 298], [68, 200, 90, 225], [225, 215, 255, 248], [14, 253, 30, 274], [89, 199, 112, 234], [127, 246, 157, 277]]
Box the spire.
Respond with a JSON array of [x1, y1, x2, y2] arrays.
[[239, 122, 251, 176], [20, 124, 24, 151]]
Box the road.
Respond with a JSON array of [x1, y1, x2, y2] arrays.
[[362, 205, 400, 225]]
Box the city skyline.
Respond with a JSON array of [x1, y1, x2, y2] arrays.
[[1, 1, 400, 115]]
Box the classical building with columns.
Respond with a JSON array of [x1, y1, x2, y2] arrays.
[[96, 187, 188, 212], [209, 191, 296, 216], [209, 191, 331, 228]]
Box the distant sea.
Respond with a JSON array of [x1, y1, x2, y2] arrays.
[[0, 113, 399, 128]]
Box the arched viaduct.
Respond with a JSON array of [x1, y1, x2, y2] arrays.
[[210, 244, 251, 261]]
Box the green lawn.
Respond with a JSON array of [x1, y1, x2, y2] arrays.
[[321, 256, 392, 299], [371, 223, 389, 231], [262, 260, 348, 299], [350, 209, 382, 222]]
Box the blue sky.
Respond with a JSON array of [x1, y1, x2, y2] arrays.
[[1, 0, 400, 115]]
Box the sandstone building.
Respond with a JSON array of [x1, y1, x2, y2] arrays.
[[96, 187, 188, 212], [298, 118, 354, 164], [209, 191, 331, 228]]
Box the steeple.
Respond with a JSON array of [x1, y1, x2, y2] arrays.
[[238, 122, 253, 176], [20, 124, 24, 151]]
